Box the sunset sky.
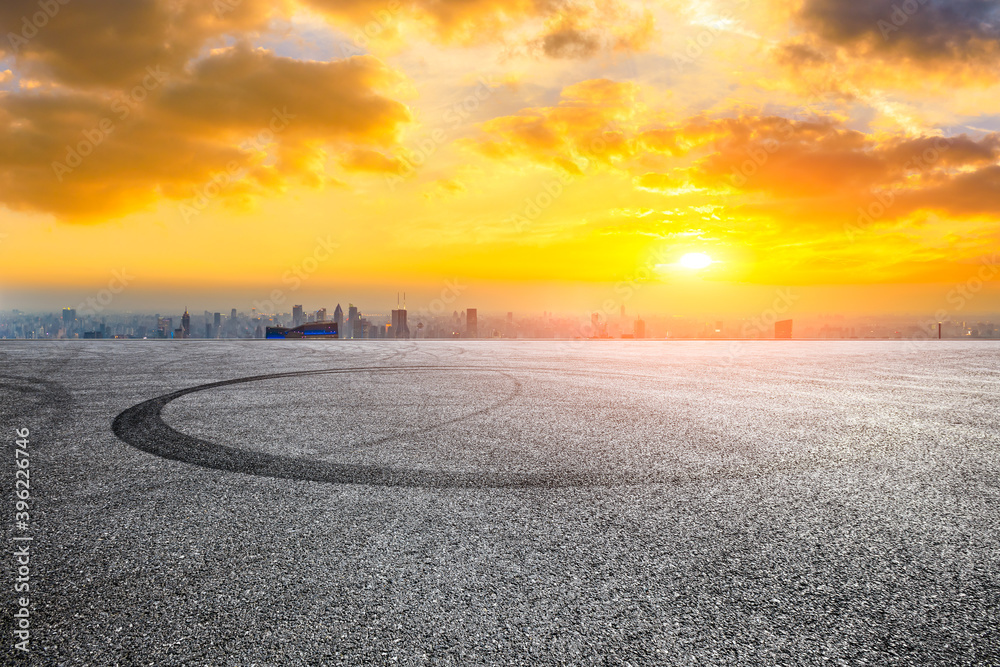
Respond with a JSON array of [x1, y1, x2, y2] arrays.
[[1, 0, 999, 315]]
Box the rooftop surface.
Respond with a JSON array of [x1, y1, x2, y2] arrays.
[[2, 340, 998, 665]]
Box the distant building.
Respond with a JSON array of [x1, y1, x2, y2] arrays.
[[213, 312, 221, 328], [181, 309, 190, 339], [293, 305, 304, 327], [347, 304, 358, 339], [352, 308, 364, 339], [635, 317, 646, 339], [266, 321, 338, 339], [334, 304, 343, 338], [775, 319, 793, 339], [466, 308, 478, 338], [157, 317, 172, 338], [316, 308, 327, 322], [391, 309, 410, 339], [230, 308, 237, 320], [62, 308, 76, 325]]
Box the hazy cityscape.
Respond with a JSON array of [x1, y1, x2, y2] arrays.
[[2, 303, 999, 341]]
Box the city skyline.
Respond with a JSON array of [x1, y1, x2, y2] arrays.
[[7, 300, 1000, 341]]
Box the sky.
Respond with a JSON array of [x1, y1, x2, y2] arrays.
[[1, 0, 999, 316]]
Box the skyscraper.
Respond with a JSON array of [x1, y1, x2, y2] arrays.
[[230, 308, 237, 320], [213, 312, 221, 328], [157, 317, 172, 338], [466, 308, 478, 339], [334, 304, 343, 338], [347, 304, 358, 339], [353, 310, 364, 339], [391, 309, 410, 339], [634, 316, 646, 339], [316, 308, 327, 322], [293, 305, 304, 327], [181, 309, 190, 339]]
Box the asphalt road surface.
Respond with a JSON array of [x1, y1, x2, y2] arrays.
[[1, 340, 998, 665]]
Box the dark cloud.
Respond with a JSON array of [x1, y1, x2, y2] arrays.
[[541, 26, 602, 58], [795, 0, 1000, 63], [0, 0, 285, 87]]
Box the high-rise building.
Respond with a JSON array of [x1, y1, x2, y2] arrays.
[[157, 317, 172, 338], [391, 309, 410, 339], [316, 308, 327, 322], [334, 304, 343, 337], [634, 316, 646, 339], [62, 308, 76, 325], [466, 308, 478, 339], [231, 308, 237, 320], [347, 304, 358, 339], [292, 305, 304, 327], [775, 319, 793, 339], [213, 312, 221, 328], [181, 309, 191, 339]]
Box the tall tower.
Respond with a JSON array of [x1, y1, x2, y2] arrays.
[[466, 308, 478, 339], [347, 304, 358, 339], [292, 305, 304, 327], [334, 304, 343, 338], [181, 308, 191, 339]]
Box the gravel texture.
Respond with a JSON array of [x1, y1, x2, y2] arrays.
[[1, 340, 998, 666]]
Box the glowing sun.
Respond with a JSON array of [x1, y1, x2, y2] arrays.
[[679, 252, 713, 269]]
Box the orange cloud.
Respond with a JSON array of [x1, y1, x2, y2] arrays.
[[0, 48, 411, 219], [0, 0, 289, 87]]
